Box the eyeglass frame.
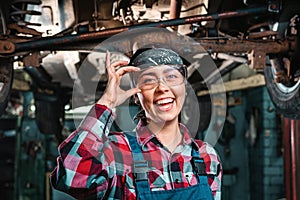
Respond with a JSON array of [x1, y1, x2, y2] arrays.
[[130, 64, 187, 90]]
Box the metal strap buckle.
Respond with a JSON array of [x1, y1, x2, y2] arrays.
[[193, 157, 207, 176], [133, 160, 149, 181]]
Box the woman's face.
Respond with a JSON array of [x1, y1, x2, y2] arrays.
[[136, 65, 186, 124]]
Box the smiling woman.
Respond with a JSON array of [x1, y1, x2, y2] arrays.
[[50, 47, 222, 200]]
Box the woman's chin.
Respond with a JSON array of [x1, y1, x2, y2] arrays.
[[150, 113, 179, 125]]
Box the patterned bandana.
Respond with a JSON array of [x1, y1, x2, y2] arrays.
[[130, 48, 183, 69]]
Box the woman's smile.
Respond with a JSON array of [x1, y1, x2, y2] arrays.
[[154, 97, 175, 112]]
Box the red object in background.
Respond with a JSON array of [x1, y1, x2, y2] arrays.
[[283, 119, 300, 200]]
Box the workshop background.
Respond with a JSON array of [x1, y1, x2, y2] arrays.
[[0, 0, 300, 200]]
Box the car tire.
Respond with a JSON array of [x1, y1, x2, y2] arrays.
[[264, 64, 300, 119], [264, 2, 300, 119]]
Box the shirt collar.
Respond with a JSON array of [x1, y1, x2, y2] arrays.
[[135, 120, 199, 150]]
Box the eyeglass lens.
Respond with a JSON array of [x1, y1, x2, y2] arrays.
[[136, 67, 184, 90]]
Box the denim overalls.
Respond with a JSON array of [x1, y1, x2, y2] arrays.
[[125, 133, 214, 200]]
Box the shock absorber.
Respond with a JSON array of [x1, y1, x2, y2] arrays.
[[10, 0, 42, 27]]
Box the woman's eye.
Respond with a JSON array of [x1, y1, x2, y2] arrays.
[[140, 77, 156, 84], [166, 74, 178, 80], [144, 79, 154, 83]]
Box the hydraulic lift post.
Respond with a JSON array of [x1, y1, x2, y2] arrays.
[[284, 119, 300, 200]]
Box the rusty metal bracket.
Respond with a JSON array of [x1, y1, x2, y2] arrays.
[[248, 49, 267, 71], [23, 52, 41, 68]]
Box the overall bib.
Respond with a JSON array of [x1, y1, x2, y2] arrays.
[[125, 133, 214, 200]]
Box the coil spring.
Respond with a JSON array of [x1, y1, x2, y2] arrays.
[[10, 0, 42, 27]]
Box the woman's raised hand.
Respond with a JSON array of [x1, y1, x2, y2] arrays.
[[96, 51, 141, 109]]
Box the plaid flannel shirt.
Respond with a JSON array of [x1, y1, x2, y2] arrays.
[[50, 104, 222, 199]]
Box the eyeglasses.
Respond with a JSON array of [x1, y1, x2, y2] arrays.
[[131, 65, 186, 90]]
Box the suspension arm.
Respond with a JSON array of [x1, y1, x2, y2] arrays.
[[0, 6, 269, 55]]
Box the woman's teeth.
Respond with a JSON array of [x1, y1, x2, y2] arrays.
[[155, 98, 174, 105]]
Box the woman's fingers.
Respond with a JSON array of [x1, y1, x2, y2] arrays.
[[115, 66, 140, 76], [101, 51, 140, 108], [111, 60, 129, 68], [106, 51, 115, 78], [126, 88, 141, 98], [106, 51, 140, 77]]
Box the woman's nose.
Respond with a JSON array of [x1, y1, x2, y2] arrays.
[[155, 78, 169, 91]]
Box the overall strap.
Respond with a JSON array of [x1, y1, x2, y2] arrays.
[[124, 132, 150, 193], [124, 132, 144, 160], [191, 148, 209, 185]]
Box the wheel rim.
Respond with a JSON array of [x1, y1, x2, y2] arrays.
[[271, 66, 300, 94]]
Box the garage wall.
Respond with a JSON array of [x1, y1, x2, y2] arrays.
[[214, 90, 250, 200], [213, 86, 285, 200], [247, 87, 285, 200]]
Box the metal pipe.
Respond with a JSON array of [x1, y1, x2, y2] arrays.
[[284, 118, 291, 200], [284, 119, 300, 200], [12, 6, 268, 53], [169, 0, 182, 30], [290, 120, 297, 200], [297, 121, 300, 200]]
